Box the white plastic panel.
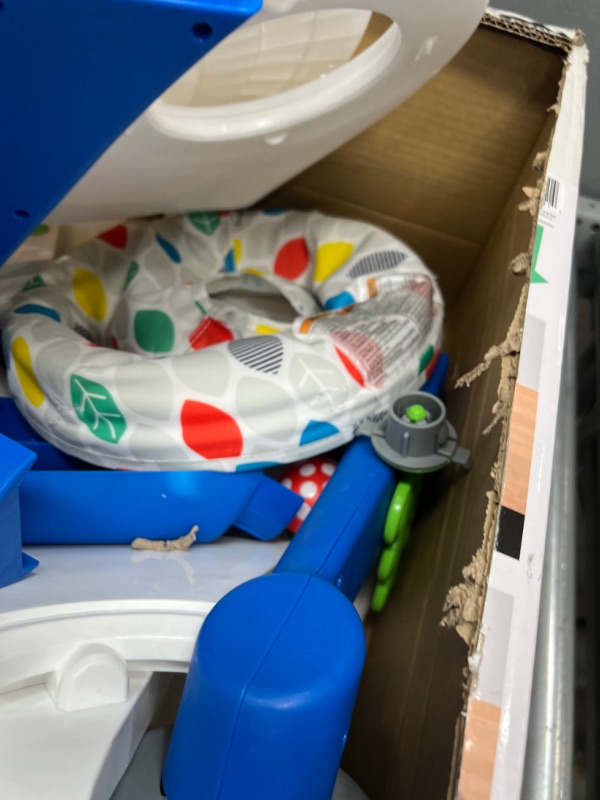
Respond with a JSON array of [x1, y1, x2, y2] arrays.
[[0, 672, 169, 800], [48, 0, 489, 222], [0, 540, 288, 694]]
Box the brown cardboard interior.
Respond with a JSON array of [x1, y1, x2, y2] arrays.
[[266, 22, 566, 800]]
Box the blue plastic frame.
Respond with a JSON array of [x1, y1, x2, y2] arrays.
[[162, 358, 450, 799], [0, 433, 38, 588], [0, 0, 259, 264]]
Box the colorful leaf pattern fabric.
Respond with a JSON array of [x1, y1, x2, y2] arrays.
[[0, 211, 443, 470], [70, 374, 127, 443]]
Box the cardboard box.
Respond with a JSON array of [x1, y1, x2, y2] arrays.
[[0, 10, 585, 800], [267, 11, 586, 799]]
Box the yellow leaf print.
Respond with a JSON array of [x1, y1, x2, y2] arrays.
[[73, 268, 107, 321], [12, 337, 44, 407], [314, 242, 354, 283]]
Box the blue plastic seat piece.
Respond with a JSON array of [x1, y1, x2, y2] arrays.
[[0, 398, 90, 470], [162, 572, 366, 800], [19, 469, 302, 544], [0, 433, 38, 587], [0, 398, 301, 544], [0, 0, 260, 264]]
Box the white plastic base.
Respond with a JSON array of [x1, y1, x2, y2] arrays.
[[0, 672, 170, 800], [0, 539, 288, 696], [0, 539, 286, 799], [0, 539, 374, 799]]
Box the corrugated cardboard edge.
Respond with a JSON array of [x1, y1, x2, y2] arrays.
[[442, 227, 535, 800], [484, 8, 583, 50], [443, 203, 538, 800], [476, 36, 586, 800], [441, 18, 578, 796], [441, 10, 573, 651]]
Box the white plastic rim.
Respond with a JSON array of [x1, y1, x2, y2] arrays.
[[49, 0, 489, 222], [148, 13, 399, 140], [159, 9, 373, 108]]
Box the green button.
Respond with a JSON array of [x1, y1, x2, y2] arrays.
[[406, 403, 428, 423], [371, 582, 391, 613], [373, 478, 421, 613], [384, 481, 413, 545], [378, 539, 401, 582]]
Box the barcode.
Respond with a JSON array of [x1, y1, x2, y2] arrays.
[[544, 176, 561, 210]]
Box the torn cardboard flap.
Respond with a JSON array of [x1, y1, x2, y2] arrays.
[[442, 537, 492, 646], [442, 277, 528, 650], [532, 150, 549, 171], [518, 181, 543, 217], [442, 488, 504, 651], [454, 284, 527, 394], [510, 253, 530, 276]]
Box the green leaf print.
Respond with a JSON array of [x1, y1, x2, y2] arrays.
[[123, 261, 139, 290], [188, 211, 220, 235], [22, 275, 45, 292], [70, 374, 127, 443]]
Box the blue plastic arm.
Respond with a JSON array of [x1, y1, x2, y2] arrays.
[[163, 572, 366, 800], [275, 436, 396, 602], [163, 438, 396, 798]]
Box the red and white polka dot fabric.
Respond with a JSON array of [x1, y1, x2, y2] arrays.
[[280, 457, 337, 533]]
